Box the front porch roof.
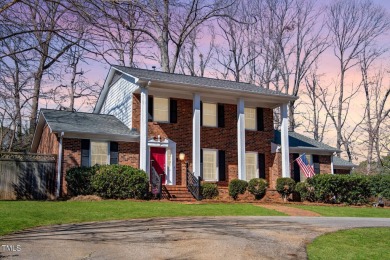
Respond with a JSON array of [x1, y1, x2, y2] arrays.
[[94, 66, 298, 112], [333, 157, 357, 169]]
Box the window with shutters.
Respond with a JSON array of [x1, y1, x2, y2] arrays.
[[202, 103, 217, 127], [91, 141, 109, 166], [202, 149, 218, 181], [245, 108, 256, 130], [153, 97, 169, 122], [245, 152, 258, 180]]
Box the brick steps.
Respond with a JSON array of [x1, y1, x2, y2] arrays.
[[163, 185, 196, 202]]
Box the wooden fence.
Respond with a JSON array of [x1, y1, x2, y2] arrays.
[[0, 152, 56, 200]]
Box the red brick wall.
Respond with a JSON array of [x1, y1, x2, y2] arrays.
[[133, 94, 276, 186], [319, 155, 332, 174], [36, 124, 59, 154]]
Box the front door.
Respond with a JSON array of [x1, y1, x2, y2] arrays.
[[150, 147, 166, 184]]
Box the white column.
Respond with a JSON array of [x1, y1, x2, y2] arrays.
[[140, 87, 149, 173], [56, 132, 64, 198], [193, 93, 201, 177], [280, 103, 290, 177], [331, 155, 334, 174], [237, 98, 246, 180]]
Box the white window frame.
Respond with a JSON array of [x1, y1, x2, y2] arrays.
[[245, 152, 258, 181], [153, 97, 169, 123], [245, 107, 257, 130], [90, 141, 110, 166], [202, 148, 219, 181], [202, 102, 217, 127]]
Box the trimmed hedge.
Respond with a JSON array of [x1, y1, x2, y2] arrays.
[[368, 174, 390, 199], [91, 165, 149, 199], [248, 178, 267, 199], [276, 178, 296, 202], [228, 179, 248, 200], [201, 183, 219, 199], [65, 165, 99, 196]]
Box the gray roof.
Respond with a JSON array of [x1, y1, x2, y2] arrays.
[[333, 157, 356, 168], [274, 130, 339, 153], [113, 65, 297, 99], [40, 109, 139, 137]]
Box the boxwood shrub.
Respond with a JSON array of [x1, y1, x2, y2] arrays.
[[368, 174, 390, 199], [91, 165, 149, 199], [276, 177, 296, 202], [248, 178, 267, 199], [201, 183, 219, 199], [66, 165, 99, 196], [228, 179, 248, 200]]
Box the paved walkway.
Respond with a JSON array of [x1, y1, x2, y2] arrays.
[[259, 204, 321, 217], [1, 217, 389, 260]]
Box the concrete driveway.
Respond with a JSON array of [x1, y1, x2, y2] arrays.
[[1, 216, 389, 260]]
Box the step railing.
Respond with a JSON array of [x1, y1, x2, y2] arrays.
[[185, 162, 202, 200], [150, 164, 163, 199]]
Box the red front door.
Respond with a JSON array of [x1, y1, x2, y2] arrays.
[[150, 147, 166, 184]]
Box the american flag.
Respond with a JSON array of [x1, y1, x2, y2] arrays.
[[296, 154, 315, 178]]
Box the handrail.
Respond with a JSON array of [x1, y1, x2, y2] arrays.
[[185, 162, 202, 200], [150, 165, 163, 199]]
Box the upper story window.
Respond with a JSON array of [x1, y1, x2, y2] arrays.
[[153, 97, 169, 122], [245, 152, 258, 181], [202, 103, 217, 127], [91, 141, 109, 166], [245, 107, 256, 130]]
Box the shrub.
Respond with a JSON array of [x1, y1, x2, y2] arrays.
[[91, 165, 149, 199], [295, 181, 315, 202], [368, 174, 390, 199], [276, 178, 296, 202], [248, 178, 267, 199], [228, 179, 248, 200], [201, 183, 219, 199], [66, 165, 99, 196]]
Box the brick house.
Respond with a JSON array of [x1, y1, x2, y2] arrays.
[[31, 66, 351, 198]]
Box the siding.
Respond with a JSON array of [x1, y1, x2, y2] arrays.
[[100, 77, 138, 129]]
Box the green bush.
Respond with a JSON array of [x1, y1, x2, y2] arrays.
[[295, 181, 315, 202], [248, 178, 267, 199], [201, 183, 219, 199], [65, 165, 99, 196], [228, 179, 248, 200], [307, 174, 371, 205], [276, 178, 296, 202], [369, 174, 390, 199], [91, 165, 149, 199]]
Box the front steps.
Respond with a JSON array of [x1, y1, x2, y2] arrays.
[[163, 185, 196, 202]]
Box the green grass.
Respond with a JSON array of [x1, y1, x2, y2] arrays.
[[307, 227, 390, 260], [0, 201, 284, 236], [290, 205, 390, 218]]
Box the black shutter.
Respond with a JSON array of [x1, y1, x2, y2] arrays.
[[200, 149, 203, 179], [218, 150, 226, 181], [148, 96, 153, 122], [292, 153, 300, 182], [313, 155, 320, 174], [218, 103, 225, 128], [200, 101, 203, 126], [81, 139, 90, 167], [170, 99, 177, 123], [257, 107, 264, 131], [258, 153, 266, 179], [110, 142, 119, 164]]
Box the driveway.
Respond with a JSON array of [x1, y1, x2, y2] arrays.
[[1, 217, 389, 259]]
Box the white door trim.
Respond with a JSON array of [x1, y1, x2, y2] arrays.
[[148, 138, 176, 185]]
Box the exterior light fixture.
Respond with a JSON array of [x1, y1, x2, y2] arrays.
[[179, 151, 185, 161]]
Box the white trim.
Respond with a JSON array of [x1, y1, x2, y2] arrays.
[[280, 103, 290, 178], [148, 138, 176, 185], [331, 156, 334, 174], [140, 86, 149, 172], [202, 148, 219, 181], [237, 98, 246, 180], [193, 93, 201, 177]]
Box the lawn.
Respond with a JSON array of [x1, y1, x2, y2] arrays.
[[307, 227, 390, 260], [290, 205, 390, 218], [0, 201, 284, 236]]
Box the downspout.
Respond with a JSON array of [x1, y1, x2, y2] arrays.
[[56, 132, 64, 198], [331, 153, 335, 174]]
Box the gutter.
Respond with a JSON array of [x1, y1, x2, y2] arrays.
[[56, 132, 64, 198]]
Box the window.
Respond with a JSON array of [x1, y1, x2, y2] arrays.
[[245, 107, 256, 130], [203, 103, 217, 127], [203, 149, 218, 181], [246, 152, 258, 181], [91, 141, 109, 166], [153, 97, 169, 122]]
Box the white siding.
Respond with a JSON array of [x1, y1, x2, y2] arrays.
[[100, 77, 138, 129]]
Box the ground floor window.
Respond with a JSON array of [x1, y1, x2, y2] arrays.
[[91, 141, 109, 166], [246, 152, 258, 180], [202, 149, 218, 181]]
